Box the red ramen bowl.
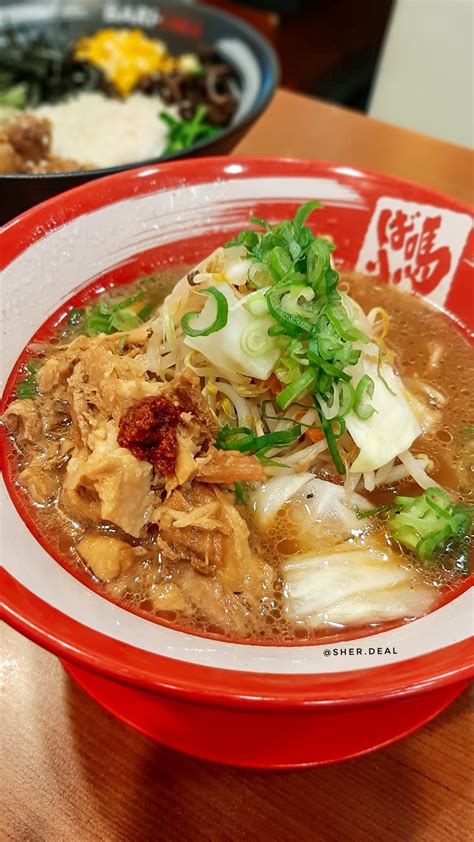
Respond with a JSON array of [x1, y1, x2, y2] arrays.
[[1, 158, 472, 768]]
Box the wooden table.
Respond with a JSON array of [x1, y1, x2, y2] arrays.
[[234, 90, 474, 205], [2, 91, 473, 842]]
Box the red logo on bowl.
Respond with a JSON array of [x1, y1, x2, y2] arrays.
[[160, 12, 203, 39], [357, 198, 472, 306]]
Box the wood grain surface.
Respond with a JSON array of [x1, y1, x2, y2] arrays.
[[2, 90, 473, 842], [234, 90, 474, 206], [1, 624, 472, 842]]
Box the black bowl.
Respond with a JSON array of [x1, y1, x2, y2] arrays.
[[0, 0, 278, 223]]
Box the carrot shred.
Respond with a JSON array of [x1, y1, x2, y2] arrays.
[[265, 373, 281, 397], [305, 427, 324, 443]]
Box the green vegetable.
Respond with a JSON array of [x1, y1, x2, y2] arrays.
[[361, 487, 472, 573], [234, 482, 248, 504], [68, 307, 85, 327], [276, 368, 318, 411], [15, 358, 42, 400], [316, 408, 346, 475], [224, 202, 376, 472], [240, 322, 271, 356], [337, 381, 355, 417], [356, 503, 392, 519], [0, 81, 28, 109], [247, 262, 272, 289], [266, 280, 315, 338], [160, 105, 219, 154], [137, 302, 154, 321], [0, 31, 108, 107], [68, 292, 151, 337], [215, 424, 302, 460], [354, 374, 376, 420], [245, 291, 269, 317], [181, 286, 229, 337], [294, 200, 323, 232]]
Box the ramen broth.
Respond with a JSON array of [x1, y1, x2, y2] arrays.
[[4, 266, 472, 642]]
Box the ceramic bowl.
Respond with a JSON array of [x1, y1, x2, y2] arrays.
[[1, 157, 472, 767], [0, 0, 278, 222]]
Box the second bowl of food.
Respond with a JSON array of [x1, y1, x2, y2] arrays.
[[0, 0, 278, 221], [1, 157, 472, 767]]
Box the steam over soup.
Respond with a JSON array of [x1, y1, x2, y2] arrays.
[[2, 204, 473, 642]]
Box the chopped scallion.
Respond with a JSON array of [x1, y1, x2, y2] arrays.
[[181, 286, 229, 337]]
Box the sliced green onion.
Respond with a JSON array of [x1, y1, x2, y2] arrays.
[[281, 285, 315, 318], [417, 527, 452, 563], [331, 416, 346, 438], [249, 216, 271, 231], [274, 356, 303, 385], [316, 371, 332, 395], [16, 379, 37, 399], [267, 245, 293, 281], [316, 331, 342, 361], [225, 229, 259, 250], [317, 410, 345, 475], [68, 307, 85, 327], [307, 340, 350, 381], [266, 281, 313, 338], [240, 323, 272, 356], [85, 312, 111, 336], [354, 375, 376, 420], [181, 287, 229, 337], [215, 426, 255, 451], [245, 290, 269, 317], [337, 381, 356, 416], [306, 238, 334, 290], [423, 487, 453, 520], [276, 368, 317, 410], [294, 200, 322, 232], [267, 324, 286, 337], [216, 424, 301, 455], [110, 309, 141, 332], [326, 302, 368, 344], [234, 482, 248, 504], [247, 262, 271, 289], [137, 302, 154, 321], [356, 503, 391, 520]]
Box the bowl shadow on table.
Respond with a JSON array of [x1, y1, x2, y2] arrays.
[[61, 671, 455, 842]]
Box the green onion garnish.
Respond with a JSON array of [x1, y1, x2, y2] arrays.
[[354, 374, 376, 420], [160, 105, 219, 154], [181, 286, 229, 337], [15, 357, 42, 400], [356, 503, 391, 520], [215, 424, 302, 458], [276, 368, 318, 411], [68, 307, 85, 327], [317, 410, 346, 475], [247, 262, 271, 290], [223, 202, 379, 474], [68, 292, 152, 337], [240, 322, 271, 356], [361, 487, 472, 573], [234, 482, 248, 504]]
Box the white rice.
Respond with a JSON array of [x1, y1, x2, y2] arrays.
[[34, 91, 176, 168]]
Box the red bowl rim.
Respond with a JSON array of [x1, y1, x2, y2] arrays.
[[1, 156, 473, 709]]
